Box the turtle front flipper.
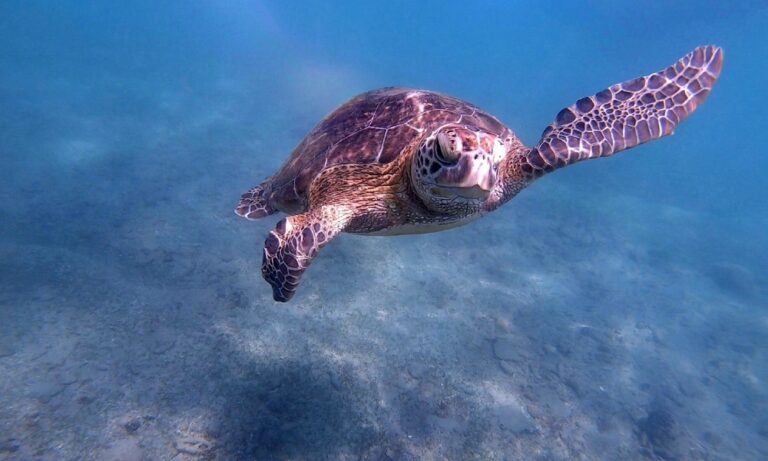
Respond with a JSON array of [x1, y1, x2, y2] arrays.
[[522, 45, 723, 177], [261, 205, 352, 302]]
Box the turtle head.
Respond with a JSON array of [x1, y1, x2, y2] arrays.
[[411, 125, 506, 212]]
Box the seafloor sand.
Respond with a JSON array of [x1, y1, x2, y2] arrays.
[[0, 81, 766, 460]]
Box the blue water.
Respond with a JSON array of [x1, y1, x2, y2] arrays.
[[1, 1, 766, 459]]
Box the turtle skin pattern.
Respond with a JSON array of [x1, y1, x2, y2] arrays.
[[523, 45, 723, 176], [262, 206, 350, 302]]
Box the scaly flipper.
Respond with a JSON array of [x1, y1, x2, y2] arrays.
[[262, 205, 352, 302], [522, 45, 724, 177], [235, 185, 277, 220]]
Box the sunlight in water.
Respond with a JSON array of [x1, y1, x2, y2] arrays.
[[0, 1, 765, 460]]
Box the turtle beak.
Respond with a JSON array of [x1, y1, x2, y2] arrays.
[[478, 169, 497, 192], [431, 184, 491, 199], [456, 184, 491, 199], [434, 155, 496, 194]]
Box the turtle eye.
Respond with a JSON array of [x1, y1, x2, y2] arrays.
[[435, 132, 460, 164]]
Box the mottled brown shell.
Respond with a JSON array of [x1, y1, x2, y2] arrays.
[[266, 87, 511, 210]]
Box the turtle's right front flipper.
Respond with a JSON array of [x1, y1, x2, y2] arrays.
[[521, 45, 723, 177], [261, 205, 352, 302]]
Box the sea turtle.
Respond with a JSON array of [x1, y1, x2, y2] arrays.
[[236, 46, 723, 302]]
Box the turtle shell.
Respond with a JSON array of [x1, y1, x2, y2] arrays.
[[267, 87, 511, 211]]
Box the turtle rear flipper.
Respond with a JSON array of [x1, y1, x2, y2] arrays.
[[235, 185, 277, 220], [522, 45, 723, 177]]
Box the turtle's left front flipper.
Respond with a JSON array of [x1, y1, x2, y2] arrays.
[[522, 45, 723, 177], [261, 205, 352, 302]]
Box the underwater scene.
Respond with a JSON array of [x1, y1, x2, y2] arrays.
[[1, 1, 766, 460]]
